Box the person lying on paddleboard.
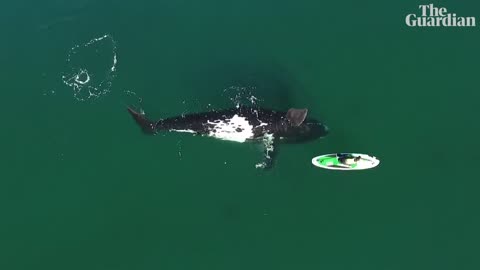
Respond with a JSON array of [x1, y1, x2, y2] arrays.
[[337, 153, 361, 166]]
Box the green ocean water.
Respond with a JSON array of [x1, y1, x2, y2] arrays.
[[1, 0, 480, 269]]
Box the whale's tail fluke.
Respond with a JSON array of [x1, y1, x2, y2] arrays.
[[127, 107, 158, 135]]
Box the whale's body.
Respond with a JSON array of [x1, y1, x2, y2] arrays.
[[127, 105, 329, 168]]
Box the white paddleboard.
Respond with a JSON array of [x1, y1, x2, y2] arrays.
[[312, 153, 380, 171]]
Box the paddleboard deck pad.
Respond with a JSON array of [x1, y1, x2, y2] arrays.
[[312, 153, 380, 170]]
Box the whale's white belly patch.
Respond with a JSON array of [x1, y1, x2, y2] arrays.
[[170, 129, 196, 134], [207, 115, 255, 143]]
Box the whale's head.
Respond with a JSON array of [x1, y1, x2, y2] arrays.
[[276, 108, 329, 143]]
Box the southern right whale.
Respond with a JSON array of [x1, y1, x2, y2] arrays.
[[127, 105, 329, 168]]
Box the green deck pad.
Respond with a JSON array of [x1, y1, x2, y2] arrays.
[[319, 157, 340, 166]]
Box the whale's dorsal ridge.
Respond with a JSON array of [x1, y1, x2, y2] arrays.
[[286, 108, 308, 126]]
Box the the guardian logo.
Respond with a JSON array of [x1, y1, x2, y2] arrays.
[[406, 4, 476, 27]]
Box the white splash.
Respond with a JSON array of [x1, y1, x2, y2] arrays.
[[255, 133, 275, 169], [248, 95, 259, 104], [263, 133, 275, 156], [207, 115, 254, 143], [255, 162, 267, 169]]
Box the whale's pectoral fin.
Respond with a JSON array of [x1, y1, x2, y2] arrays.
[[127, 107, 157, 135], [286, 108, 308, 126], [256, 133, 277, 169]]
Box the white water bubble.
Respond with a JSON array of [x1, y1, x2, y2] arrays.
[[222, 85, 262, 108], [124, 90, 144, 108], [177, 140, 183, 160], [255, 162, 267, 169], [62, 34, 118, 102], [43, 89, 56, 96], [74, 69, 90, 84]]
